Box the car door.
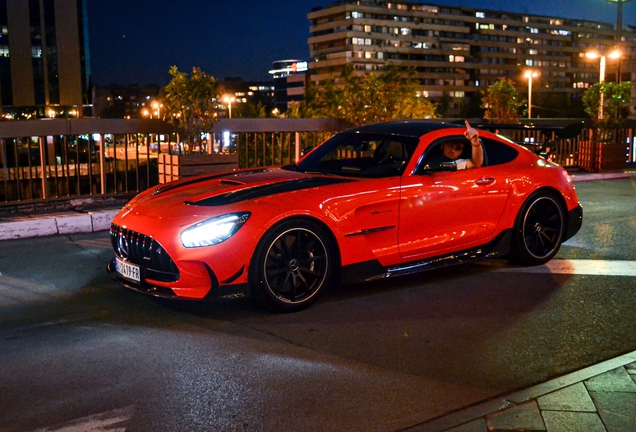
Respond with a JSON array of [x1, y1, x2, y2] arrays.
[[398, 137, 512, 260]]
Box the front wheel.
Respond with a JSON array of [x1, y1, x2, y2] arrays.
[[510, 191, 566, 265], [250, 219, 337, 312]]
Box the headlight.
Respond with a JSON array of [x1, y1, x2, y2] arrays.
[[180, 212, 250, 248]]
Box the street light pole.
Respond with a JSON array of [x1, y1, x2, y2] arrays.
[[605, 0, 633, 82], [223, 95, 236, 118], [585, 50, 621, 120], [524, 70, 538, 119]]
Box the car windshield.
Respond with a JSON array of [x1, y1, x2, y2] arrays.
[[288, 132, 419, 178]]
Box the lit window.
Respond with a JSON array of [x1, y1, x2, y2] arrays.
[[476, 12, 485, 18]]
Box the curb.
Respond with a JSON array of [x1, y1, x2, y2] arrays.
[[570, 171, 636, 182], [0, 208, 120, 241], [410, 350, 636, 432]]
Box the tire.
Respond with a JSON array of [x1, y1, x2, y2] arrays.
[[510, 191, 566, 265], [250, 219, 337, 312]]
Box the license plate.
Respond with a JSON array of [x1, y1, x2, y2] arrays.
[[115, 257, 140, 283]]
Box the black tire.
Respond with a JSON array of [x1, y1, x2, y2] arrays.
[[250, 219, 337, 312], [510, 191, 566, 265]]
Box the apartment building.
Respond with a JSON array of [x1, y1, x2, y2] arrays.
[[269, 59, 309, 113], [307, 0, 636, 117], [0, 0, 90, 119]]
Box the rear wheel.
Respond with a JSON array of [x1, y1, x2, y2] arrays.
[[250, 219, 337, 312], [510, 191, 566, 265]]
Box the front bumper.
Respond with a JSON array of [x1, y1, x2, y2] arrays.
[[106, 258, 248, 301]]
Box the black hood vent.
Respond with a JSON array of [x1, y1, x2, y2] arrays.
[[186, 177, 353, 207]]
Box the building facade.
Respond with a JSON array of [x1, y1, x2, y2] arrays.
[[92, 84, 163, 119], [307, 0, 636, 117], [269, 59, 309, 113], [0, 0, 90, 119]]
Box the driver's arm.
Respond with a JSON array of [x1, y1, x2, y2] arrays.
[[464, 124, 483, 169]]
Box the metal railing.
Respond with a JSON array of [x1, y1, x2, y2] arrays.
[[1, 118, 633, 209]]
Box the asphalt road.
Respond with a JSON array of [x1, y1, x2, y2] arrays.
[[0, 178, 635, 432]]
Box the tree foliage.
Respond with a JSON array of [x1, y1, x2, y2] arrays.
[[582, 81, 633, 126], [163, 66, 220, 146], [482, 78, 523, 124], [302, 65, 437, 126]]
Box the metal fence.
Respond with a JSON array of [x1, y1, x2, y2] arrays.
[[0, 118, 633, 210]]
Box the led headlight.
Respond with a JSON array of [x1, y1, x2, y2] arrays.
[[180, 212, 250, 248]]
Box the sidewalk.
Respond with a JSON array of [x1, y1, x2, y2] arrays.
[[413, 351, 636, 432], [0, 206, 121, 241]]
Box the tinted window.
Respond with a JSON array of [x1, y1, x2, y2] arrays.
[[292, 132, 419, 178], [482, 137, 519, 166]]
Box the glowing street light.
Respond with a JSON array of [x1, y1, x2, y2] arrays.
[[524, 70, 538, 119], [585, 49, 621, 120], [223, 95, 236, 118], [151, 101, 163, 120]]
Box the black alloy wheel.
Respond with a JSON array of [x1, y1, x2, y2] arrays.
[[250, 219, 337, 312], [511, 191, 566, 265]]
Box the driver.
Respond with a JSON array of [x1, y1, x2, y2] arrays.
[[438, 120, 484, 169]]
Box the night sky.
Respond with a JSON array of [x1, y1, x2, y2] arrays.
[[87, 0, 636, 87]]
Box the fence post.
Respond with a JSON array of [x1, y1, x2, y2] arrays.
[[295, 132, 300, 162], [99, 134, 106, 195], [38, 136, 47, 200]]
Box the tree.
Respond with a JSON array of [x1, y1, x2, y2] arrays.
[[482, 78, 523, 124], [302, 65, 437, 126], [163, 66, 220, 149], [582, 82, 633, 126]]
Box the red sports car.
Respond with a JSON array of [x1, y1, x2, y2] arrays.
[[108, 121, 582, 312]]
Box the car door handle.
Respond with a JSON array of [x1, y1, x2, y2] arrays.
[[475, 177, 495, 186]]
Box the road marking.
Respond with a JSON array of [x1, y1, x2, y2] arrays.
[[493, 259, 636, 277], [32, 406, 133, 432]]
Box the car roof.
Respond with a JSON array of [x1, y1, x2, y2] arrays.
[[342, 121, 458, 138]]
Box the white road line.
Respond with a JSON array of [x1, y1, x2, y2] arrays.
[[494, 259, 636, 277], [32, 406, 133, 432]]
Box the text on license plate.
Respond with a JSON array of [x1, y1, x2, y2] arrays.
[[115, 257, 140, 283]]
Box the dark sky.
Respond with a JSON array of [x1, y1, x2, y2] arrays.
[[87, 0, 636, 87]]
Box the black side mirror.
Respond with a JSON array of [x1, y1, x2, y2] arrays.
[[301, 146, 314, 156], [422, 161, 457, 173]]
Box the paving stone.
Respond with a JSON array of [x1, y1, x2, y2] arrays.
[[487, 401, 546, 431], [585, 367, 636, 393], [625, 362, 636, 375], [541, 411, 606, 432], [444, 418, 487, 432], [590, 391, 636, 432], [537, 382, 596, 412]]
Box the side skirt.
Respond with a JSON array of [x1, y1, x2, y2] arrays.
[[340, 229, 512, 285]]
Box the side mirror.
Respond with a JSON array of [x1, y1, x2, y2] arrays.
[[301, 146, 314, 156], [422, 161, 457, 173]]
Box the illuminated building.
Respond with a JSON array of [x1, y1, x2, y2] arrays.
[[269, 59, 308, 113], [0, 0, 90, 118], [307, 0, 636, 117]]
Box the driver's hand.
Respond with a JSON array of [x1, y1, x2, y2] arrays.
[[464, 121, 480, 147]]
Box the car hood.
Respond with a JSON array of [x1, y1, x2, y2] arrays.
[[118, 168, 354, 220]]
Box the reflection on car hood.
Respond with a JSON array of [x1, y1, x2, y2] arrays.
[[121, 168, 354, 219]]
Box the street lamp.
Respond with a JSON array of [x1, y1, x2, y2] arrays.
[[524, 70, 538, 119], [223, 95, 236, 118], [605, 0, 633, 82], [151, 101, 163, 120], [585, 49, 621, 120]]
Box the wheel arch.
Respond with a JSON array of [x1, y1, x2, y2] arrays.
[[271, 215, 342, 267], [523, 185, 569, 229], [249, 214, 343, 280]]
